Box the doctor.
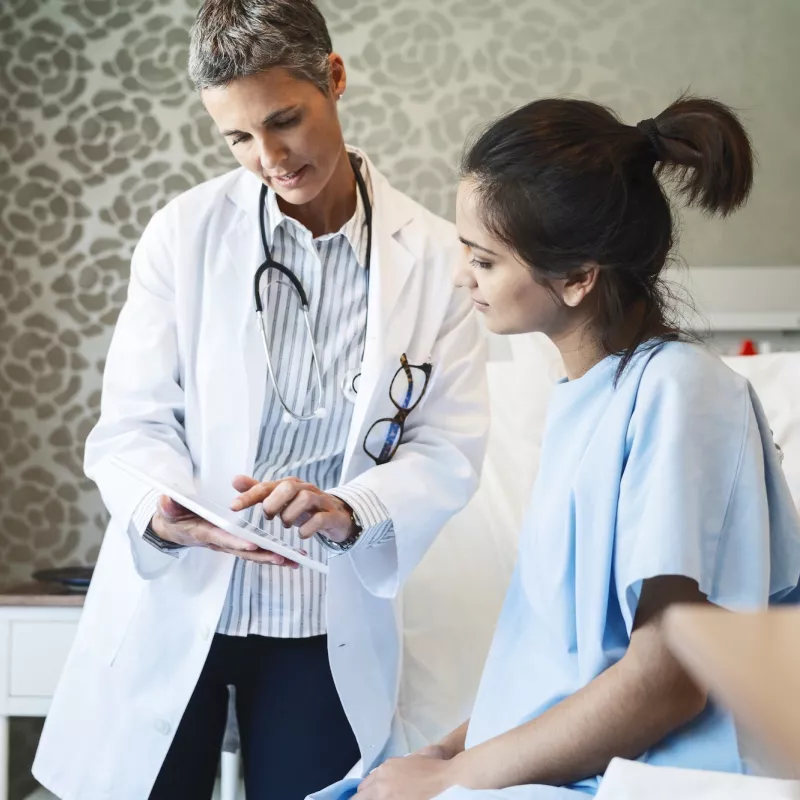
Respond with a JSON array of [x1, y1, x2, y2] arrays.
[[32, 0, 488, 797]]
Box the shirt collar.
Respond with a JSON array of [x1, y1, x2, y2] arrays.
[[263, 149, 373, 270]]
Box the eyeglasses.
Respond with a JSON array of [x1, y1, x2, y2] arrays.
[[363, 353, 432, 465]]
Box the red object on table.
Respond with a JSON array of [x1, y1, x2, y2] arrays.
[[738, 339, 758, 356]]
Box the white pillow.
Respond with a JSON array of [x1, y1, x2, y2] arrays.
[[723, 353, 800, 512]]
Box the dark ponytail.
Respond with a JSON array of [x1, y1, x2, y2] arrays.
[[648, 94, 754, 215], [462, 93, 755, 378]]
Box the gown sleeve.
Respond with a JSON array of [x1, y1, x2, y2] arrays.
[[613, 353, 800, 634]]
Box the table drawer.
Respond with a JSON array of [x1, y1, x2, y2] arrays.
[[9, 621, 78, 698]]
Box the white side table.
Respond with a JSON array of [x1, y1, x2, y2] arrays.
[[0, 585, 241, 800], [0, 585, 83, 800]]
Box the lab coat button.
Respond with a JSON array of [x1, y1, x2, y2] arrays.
[[202, 625, 212, 641], [155, 718, 171, 735]]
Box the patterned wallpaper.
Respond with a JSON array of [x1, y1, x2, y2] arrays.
[[1, 0, 799, 587], [0, 1, 797, 796]]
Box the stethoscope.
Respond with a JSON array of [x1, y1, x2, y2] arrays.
[[255, 153, 372, 423]]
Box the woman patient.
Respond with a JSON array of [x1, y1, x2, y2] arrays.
[[347, 95, 800, 799]]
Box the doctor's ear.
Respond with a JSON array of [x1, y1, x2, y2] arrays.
[[560, 264, 599, 308], [328, 53, 347, 100]]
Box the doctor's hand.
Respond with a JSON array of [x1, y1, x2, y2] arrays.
[[151, 496, 299, 567], [231, 475, 359, 544]]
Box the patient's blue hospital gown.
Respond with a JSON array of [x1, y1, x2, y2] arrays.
[[310, 343, 800, 800]]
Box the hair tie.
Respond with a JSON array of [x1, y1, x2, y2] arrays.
[[636, 118, 663, 162]]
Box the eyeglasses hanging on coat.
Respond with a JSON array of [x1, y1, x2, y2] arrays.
[[253, 153, 431, 464]]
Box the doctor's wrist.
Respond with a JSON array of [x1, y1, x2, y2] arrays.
[[316, 497, 362, 551], [144, 515, 186, 553]]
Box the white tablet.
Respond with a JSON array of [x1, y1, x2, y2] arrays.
[[112, 456, 328, 574]]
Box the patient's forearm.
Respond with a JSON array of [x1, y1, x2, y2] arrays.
[[450, 579, 708, 790], [436, 720, 469, 759], [454, 646, 704, 789]]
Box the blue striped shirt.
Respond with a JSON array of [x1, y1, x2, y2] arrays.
[[217, 154, 394, 638]]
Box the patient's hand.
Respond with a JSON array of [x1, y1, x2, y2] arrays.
[[414, 744, 452, 760], [356, 753, 459, 800]]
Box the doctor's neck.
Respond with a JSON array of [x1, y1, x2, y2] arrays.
[[276, 146, 358, 239]]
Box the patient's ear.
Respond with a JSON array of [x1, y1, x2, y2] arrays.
[[561, 264, 599, 308]]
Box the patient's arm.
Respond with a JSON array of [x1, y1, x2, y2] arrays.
[[420, 720, 470, 760], [449, 575, 709, 790]]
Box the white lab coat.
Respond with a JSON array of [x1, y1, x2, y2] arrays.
[[33, 152, 489, 800]]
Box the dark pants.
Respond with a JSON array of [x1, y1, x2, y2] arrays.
[[149, 633, 359, 800]]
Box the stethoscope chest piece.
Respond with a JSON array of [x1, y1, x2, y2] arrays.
[[342, 367, 360, 405]]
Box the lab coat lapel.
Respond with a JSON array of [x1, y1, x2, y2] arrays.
[[341, 162, 417, 478], [219, 169, 268, 475], [218, 160, 419, 480]]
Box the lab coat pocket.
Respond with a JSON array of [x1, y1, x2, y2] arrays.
[[92, 583, 145, 667], [75, 539, 146, 667]]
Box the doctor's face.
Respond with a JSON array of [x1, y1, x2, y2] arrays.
[[454, 179, 565, 336], [201, 58, 346, 206]]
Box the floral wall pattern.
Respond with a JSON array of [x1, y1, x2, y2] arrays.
[[1, 1, 797, 795], [1, 0, 799, 589]]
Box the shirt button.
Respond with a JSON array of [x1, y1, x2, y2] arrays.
[[155, 718, 171, 736]]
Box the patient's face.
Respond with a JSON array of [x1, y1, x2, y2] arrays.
[[454, 179, 563, 336]]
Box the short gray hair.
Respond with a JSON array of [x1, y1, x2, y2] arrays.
[[188, 0, 333, 92]]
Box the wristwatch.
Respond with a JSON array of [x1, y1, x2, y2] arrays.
[[317, 507, 363, 553], [143, 520, 185, 556]]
